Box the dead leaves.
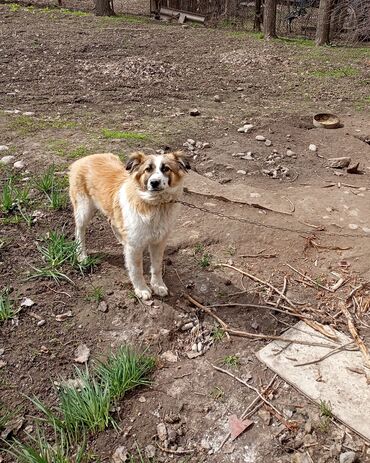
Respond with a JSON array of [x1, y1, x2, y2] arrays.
[[74, 344, 90, 363], [228, 414, 253, 441]]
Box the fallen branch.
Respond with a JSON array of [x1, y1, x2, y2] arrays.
[[219, 263, 337, 341], [156, 443, 193, 455], [185, 294, 336, 348], [294, 341, 357, 367], [240, 253, 277, 259], [217, 374, 277, 451], [212, 365, 286, 421], [286, 263, 334, 293], [339, 302, 370, 370]]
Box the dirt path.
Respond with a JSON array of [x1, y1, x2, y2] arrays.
[[1, 4, 370, 462]]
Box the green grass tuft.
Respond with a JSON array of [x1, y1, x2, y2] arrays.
[[211, 325, 226, 342], [86, 286, 105, 304], [10, 115, 77, 134], [0, 288, 19, 322], [34, 166, 68, 210], [7, 3, 21, 12], [59, 8, 89, 16], [101, 129, 149, 140], [222, 354, 240, 367], [30, 231, 100, 283], [95, 346, 155, 400], [1, 177, 30, 214], [310, 66, 358, 78]]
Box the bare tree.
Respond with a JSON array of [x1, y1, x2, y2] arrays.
[[254, 0, 263, 32], [263, 0, 277, 39], [315, 0, 332, 45], [95, 0, 115, 16]]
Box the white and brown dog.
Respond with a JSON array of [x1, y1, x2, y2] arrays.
[[69, 151, 189, 300]]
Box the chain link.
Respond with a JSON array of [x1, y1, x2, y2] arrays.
[[176, 199, 369, 239]]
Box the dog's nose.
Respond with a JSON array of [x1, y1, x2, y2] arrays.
[[150, 179, 160, 189]]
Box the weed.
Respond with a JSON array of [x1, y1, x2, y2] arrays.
[[1, 177, 30, 214], [0, 403, 13, 432], [310, 67, 358, 78], [0, 288, 18, 322], [319, 400, 333, 418], [278, 36, 314, 47], [95, 346, 155, 400], [193, 243, 204, 255], [100, 14, 148, 24], [7, 3, 21, 12], [101, 129, 149, 140], [10, 115, 77, 134], [222, 354, 240, 367], [1, 214, 22, 225], [34, 166, 56, 195], [34, 166, 68, 210], [211, 325, 226, 342], [198, 252, 212, 268], [87, 286, 105, 304], [210, 386, 224, 400], [7, 422, 88, 463], [48, 189, 68, 210], [69, 146, 88, 159], [30, 231, 100, 283]]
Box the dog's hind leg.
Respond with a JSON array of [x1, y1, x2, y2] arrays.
[[124, 244, 152, 300], [149, 239, 168, 297], [72, 194, 96, 261]]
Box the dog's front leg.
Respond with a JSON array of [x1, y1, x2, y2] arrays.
[[149, 239, 168, 297], [124, 244, 152, 300]]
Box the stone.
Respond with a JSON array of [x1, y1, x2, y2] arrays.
[[161, 350, 178, 363], [187, 138, 195, 145], [112, 446, 128, 463], [339, 451, 357, 463], [238, 123, 254, 133], [189, 108, 200, 116], [308, 144, 317, 152], [0, 145, 9, 151], [237, 170, 247, 175], [214, 95, 221, 102], [21, 298, 35, 308], [157, 423, 167, 441], [37, 320, 46, 327], [286, 149, 295, 157], [98, 301, 108, 312], [304, 420, 312, 434], [328, 157, 351, 169], [255, 135, 266, 141], [13, 160, 25, 169], [202, 142, 210, 148], [0, 155, 15, 165], [258, 408, 271, 425], [74, 344, 90, 363], [265, 139, 272, 146], [145, 445, 156, 459], [204, 172, 213, 177], [22, 111, 35, 116], [236, 87, 244, 91], [241, 152, 254, 160], [291, 453, 311, 463]]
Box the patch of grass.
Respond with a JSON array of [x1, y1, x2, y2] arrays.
[[60, 8, 89, 16], [101, 129, 149, 140], [309, 66, 359, 78], [1, 177, 30, 214], [0, 403, 13, 432], [1, 214, 22, 225], [23, 346, 154, 444], [95, 346, 155, 400], [278, 36, 314, 47], [198, 252, 212, 268], [87, 286, 105, 304], [30, 231, 100, 283], [100, 14, 148, 24], [210, 386, 224, 400], [247, 31, 264, 40], [7, 425, 89, 463], [319, 400, 333, 418], [34, 166, 68, 210], [211, 325, 226, 342], [69, 146, 89, 159], [222, 354, 240, 368], [10, 115, 77, 134], [7, 3, 21, 12], [0, 288, 18, 322]]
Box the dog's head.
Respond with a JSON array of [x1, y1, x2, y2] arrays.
[[125, 151, 190, 199]]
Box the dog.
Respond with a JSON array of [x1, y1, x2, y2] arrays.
[[68, 151, 189, 300]]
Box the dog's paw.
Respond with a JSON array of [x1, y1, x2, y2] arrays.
[[151, 282, 168, 297], [134, 287, 152, 300]]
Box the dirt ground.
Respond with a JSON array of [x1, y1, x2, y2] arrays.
[[1, 3, 370, 462]]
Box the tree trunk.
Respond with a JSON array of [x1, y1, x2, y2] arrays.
[[315, 0, 332, 45], [263, 0, 277, 39], [254, 0, 263, 32], [95, 0, 115, 16]]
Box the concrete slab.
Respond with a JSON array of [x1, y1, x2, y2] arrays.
[[257, 321, 370, 441]]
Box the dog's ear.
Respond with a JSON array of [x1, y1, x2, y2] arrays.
[[171, 150, 191, 172], [125, 152, 146, 173]]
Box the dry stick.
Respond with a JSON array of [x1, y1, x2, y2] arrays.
[[212, 365, 285, 420], [217, 374, 278, 452], [240, 253, 277, 259], [294, 341, 357, 367], [286, 263, 334, 293], [219, 263, 337, 341], [339, 302, 370, 369], [276, 276, 287, 309], [185, 294, 336, 348], [208, 302, 311, 321]]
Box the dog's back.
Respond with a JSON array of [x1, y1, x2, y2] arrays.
[[69, 153, 126, 219]]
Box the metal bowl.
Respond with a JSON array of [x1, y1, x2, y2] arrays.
[[313, 113, 340, 129]]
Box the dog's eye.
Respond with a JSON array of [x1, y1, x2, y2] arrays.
[[145, 166, 153, 173], [162, 165, 170, 173]]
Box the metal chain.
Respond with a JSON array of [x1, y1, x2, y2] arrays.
[[176, 199, 369, 239]]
